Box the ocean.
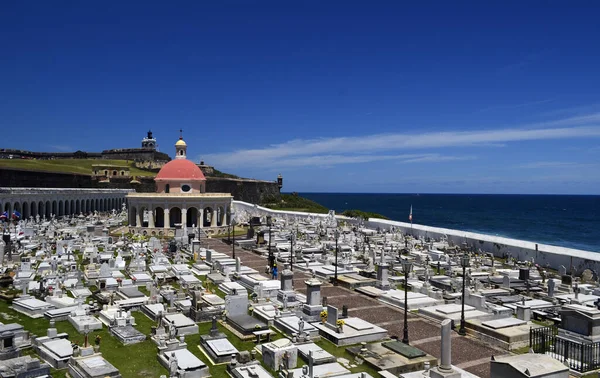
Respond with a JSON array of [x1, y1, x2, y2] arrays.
[[298, 193, 600, 253]]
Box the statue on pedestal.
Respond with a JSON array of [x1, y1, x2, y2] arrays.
[[169, 352, 178, 378], [169, 321, 177, 340]]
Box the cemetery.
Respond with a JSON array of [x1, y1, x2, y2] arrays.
[[1, 186, 599, 378]]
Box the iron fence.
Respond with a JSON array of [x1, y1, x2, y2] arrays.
[[530, 326, 600, 372]]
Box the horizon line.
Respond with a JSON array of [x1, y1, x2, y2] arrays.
[[287, 192, 600, 196]]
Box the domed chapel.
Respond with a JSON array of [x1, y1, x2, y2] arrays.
[[127, 134, 232, 236]]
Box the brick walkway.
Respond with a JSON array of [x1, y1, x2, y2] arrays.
[[211, 239, 497, 378]]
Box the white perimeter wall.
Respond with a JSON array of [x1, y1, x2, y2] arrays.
[[233, 200, 600, 275]]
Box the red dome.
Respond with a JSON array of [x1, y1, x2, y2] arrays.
[[155, 159, 206, 181]]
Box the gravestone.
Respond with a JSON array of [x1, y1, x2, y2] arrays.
[[582, 269, 593, 283], [280, 270, 293, 292], [302, 278, 323, 322], [225, 290, 248, 317], [558, 265, 567, 276], [326, 305, 338, 328], [209, 316, 219, 338], [547, 279, 556, 297], [502, 275, 510, 288], [375, 261, 390, 291], [515, 304, 531, 322], [518, 268, 529, 281]]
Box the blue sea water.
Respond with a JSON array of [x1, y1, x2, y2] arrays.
[[298, 193, 600, 253]]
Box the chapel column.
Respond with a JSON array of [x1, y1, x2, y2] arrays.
[[148, 206, 155, 228], [211, 207, 218, 227], [129, 206, 134, 226], [164, 208, 170, 229], [135, 206, 141, 228], [182, 207, 188, 228]]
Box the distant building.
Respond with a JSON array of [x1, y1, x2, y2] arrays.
[[92, 164, 131, 179], [0, 130, 170, 164], [141, 130, 157, 150]]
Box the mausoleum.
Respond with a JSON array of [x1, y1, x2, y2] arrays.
[[127, 135, 232, 236]]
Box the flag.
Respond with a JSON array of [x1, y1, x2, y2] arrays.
[[12, 210, 21, 220], [0, 211, 7, 220], [409, 205, 412, 222]]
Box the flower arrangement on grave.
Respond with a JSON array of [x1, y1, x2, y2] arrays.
[[320, 310, 327, 323], [254, 324, 262, 330], [336, 319, 345, 327]]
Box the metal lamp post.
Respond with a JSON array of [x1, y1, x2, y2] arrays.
[[334, 229, 340, 286], [231, 217, 236, 260], [459, 252, 470, 336], [290, 227, 295, 272], [267, 215, 273, 276], [402, 258, 413, 344], [228, 210, 231, 243]]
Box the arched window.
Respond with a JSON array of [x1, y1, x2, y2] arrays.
[[165, 184, 170, 193], [113, 170, 117, 176], [121, 171, 125, 176]]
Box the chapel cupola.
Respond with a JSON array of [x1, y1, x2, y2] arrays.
[[175, 129, 187, 160]]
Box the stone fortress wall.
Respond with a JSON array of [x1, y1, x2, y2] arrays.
[[0, 147, 170, 164], [232, 200, 600, 276], [1, 131, 281, 203], [0, 168, 279, 204]]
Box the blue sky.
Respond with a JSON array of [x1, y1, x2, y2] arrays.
[[2, 1, 600, 194]]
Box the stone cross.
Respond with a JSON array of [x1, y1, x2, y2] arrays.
[[209, 316, 219, 337]]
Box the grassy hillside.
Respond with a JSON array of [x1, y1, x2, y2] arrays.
[[261, 193, 329, 213], [341, 209, 389, 220], [0, 158, 156, 177]]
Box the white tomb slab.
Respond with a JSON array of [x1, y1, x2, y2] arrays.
[[503, 299, 555, 312], [231, 364, 273, 378], [163, 313, 198, 336], [171, 348, 206, 370], [43, 338, 73, 359], [290, 362, 349, 378], [296, 342, 335, 365], [436, 304, 473, 315], [12, 297, 55, 318], [482, 317, 527, 329], [202, 294, 225, 307], [207, 338, 238, 355], [180, 275, 201, 285]]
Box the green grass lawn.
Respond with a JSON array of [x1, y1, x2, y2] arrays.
[[0, 158, 156, 177], [0, 300, 168, 377], [1, 281, 381, 378]]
